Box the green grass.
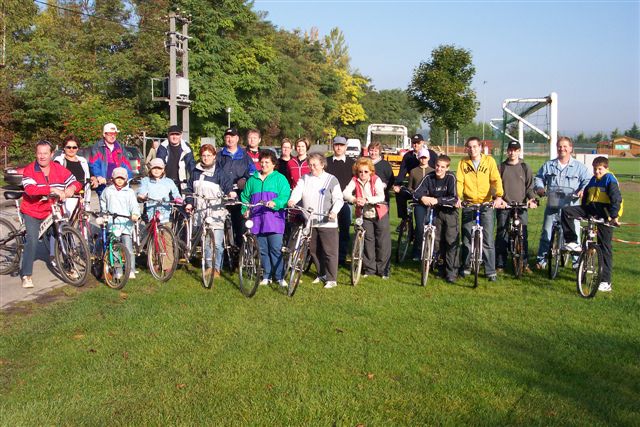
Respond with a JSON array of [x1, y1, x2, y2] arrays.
[[1, 186, 639, 425]]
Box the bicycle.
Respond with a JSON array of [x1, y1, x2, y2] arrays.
[[91, 212, 133, 290], [395, 187, 416, 263], [188, 193, 225, 289], [349, 202, 386, 286], [462, 201, 494, 288], [0, 191, 90, 286], [284, 206, 319, 297], [233, 200, 269, 298], [132, 198, 179, 281], [419, 203, 454, 287], [281, 210, 313, 279], [546, 186, 580, 280], [575, 217, 616, 298], [503, 202, 529, 278]]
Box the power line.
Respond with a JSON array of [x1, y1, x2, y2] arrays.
[[33, 0, 165, 35]]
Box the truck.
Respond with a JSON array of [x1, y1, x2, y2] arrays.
[[364, 124, 411, 175]]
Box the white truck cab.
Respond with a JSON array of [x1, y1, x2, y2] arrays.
[[345, 138, 362, 159]]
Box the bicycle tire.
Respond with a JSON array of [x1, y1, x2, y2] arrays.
[[223, 218, 238, 272], [472, 231, 482, 288], [350, 230, 365, 286], [395, 218, 412, 263], [548, 226, 562, 280], [201, 228, 216, 289], [238, 234, 261, 298], [91, 237, 105, 280], [147, 225, 178, 282], [54, 225, 90, 287], [282, 225, 301, 279], [577, 245, 603, 298], [103, 241, 131, 290], [512, 232, 524, 278], [288, 240, 308, 297], [0, 217, 22, 275], [421, 229, 435, 287], [172, 210, 190, 263]]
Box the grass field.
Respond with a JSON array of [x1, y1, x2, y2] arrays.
[[1, 176, 639, 424]]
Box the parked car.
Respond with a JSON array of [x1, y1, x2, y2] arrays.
[[346, 138, 362, 159], [124, 146, 146, 180]]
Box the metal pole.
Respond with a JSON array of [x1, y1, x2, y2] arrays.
[[550, 92, 558, 159], [482, 80, 487, 140], [168, 12, 177, 126], [226, 107, 231, 128], [181, 18, 189, 142]]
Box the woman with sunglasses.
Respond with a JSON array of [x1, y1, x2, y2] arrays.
[[342, 157, 391, 279], [54, 134, 91, 214]]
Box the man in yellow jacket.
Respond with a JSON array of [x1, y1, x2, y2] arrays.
[[456, 137, 505, 282]]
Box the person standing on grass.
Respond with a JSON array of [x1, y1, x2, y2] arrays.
[[20, 140, 81, 288], [88, 123, 132, 196], [342, 157, 391, 279], [155, 124, 195, 193], [325, 136, 355, 267], [246, 129, 262, 171], [288, 153, 344, 289], [414, 155, 459, 283], [456, 137, 505, 282], [241, 151, 291, 287], [533, 136, 591, 270], [287, 137, 311, 189], [407, 148, 434, 193], [494, 141, 538, 274], [368, 140, 394, 277]]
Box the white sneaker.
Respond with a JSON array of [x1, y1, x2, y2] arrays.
[[562, 242, 582, 252], [129, 271, 136, 279], [598, 282, 612, 292], [21, 276, 34, 288], [259, 279, 271, 286], [312, 276, 326, 284], [323, 281, 337, 289], [278, 279, 288, 288]]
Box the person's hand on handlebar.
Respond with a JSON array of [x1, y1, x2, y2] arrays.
[[266, 200, 276, 209], [535, 187, 545, 197], [287, 200, 296, 208], [131, 214, 139, 222], [50, 188, 67, 201], [328, 212, 337, 221], [420, 196, 438, 206], [610, 217, 620, 227], [527, 198, 538, 209], [493, 197, 506, 209], [455, 198, 462, 209], [227, 191, 237, 199], [355, 197, 366, 207], [393, 185, 401, 194], [137, 194, 148, 202]]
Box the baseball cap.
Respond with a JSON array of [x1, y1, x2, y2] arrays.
[[149, 158, 165, 169], [418, 148, 430, 159], [507, 141, 522, 150], [111, 167, 128, 180], [332, 136, 347, 145], [224, 128, 238, 136], [103, 123, 119, 134], [411, 134, 424, 143], [168, 124, 182, 134]]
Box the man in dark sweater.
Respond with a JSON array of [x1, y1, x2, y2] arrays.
[[155, 124, 195, 192], [495, 141, 538, 273], [326, 136, 355, 266], [414, 155, 459, 282]]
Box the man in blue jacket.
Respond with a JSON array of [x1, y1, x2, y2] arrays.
[[155, 124, 195, 192], [88, 122, 133, 195]]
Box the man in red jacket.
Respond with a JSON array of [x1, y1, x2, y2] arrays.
[[20, 140, 81, 288]]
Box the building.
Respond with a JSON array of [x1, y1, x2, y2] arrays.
[[596, 136, 640, 157]]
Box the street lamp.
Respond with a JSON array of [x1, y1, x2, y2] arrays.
[[481, 80, 487, 140], [226, 107, 231, 128]]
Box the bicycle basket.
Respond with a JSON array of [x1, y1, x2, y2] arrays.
[[547, 186, 576, 209]]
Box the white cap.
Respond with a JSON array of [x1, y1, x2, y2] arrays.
[[103, 123, 119, 134]]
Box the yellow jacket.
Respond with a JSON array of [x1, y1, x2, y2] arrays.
[[456, 154, 504, 203]]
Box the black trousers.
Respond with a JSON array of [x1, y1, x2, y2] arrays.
[[396, 191, 410, 220], [227, 204, 245, 247], [337, 204, 351, 264], [433, 209, 459, 280], [361, 213, 391, 277], [495, 209, 530, 268]]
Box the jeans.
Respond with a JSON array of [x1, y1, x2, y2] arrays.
[[496, 209, 529, 268], [20, 215, 45, 277], [413, 205, 427, 258], [536, 207, 580, 264], [204, 229, 224, 271], [337, 204, 351, 264], [257, 233, 284, 281], [461, 206, 496, 276], [120, 234, 135, 272]]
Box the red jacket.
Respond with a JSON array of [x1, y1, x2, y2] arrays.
[[21, 161, 81, 220], [287, 157, 310, 189], [247, 149, 261, 171]]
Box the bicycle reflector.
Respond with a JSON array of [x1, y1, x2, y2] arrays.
[[514, 219, 521, 226], [245, 219, 254, 229]]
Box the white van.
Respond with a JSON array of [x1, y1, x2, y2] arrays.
[[345, 138, 362, 159]]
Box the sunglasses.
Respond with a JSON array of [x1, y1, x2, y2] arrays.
[[65, 145, 79, 150], [358, 170, 370, 174]]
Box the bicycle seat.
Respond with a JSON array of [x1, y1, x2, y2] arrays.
[[4, 191, 24, 200]]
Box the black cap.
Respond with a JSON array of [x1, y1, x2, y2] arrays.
[[224, 127, 239, 136], [168, 124, 182, 134], [411, 134, 424, 143], [507, 141, 521, 150]]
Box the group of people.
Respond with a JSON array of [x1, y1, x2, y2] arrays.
[[18, 124, 623, 293]]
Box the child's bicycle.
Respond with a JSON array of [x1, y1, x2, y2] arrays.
[[91, 212, 133, 290], [396, 187, 416, 263], [0, 191, 90, 286], [462, 201, 494, 288], [574, 216, 617, 298]]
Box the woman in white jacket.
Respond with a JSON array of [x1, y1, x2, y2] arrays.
[[288, 153, 344, 289]]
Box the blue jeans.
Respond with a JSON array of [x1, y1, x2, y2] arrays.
[[20, 215, 45, 277], [204, 229, 224, 271], [536, 207, 580, 264], [120, 234, 135, 272], [257, 233, 284, 281], [413, 205, 427, 258], [461, 206, 496, 276]]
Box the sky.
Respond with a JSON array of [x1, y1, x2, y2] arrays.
[[255, 0, 640, 135]]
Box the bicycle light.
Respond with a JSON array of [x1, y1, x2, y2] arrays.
[[514, 219, 521, 226], [355, 218, 364, 226], [245, 219, 254, 229]]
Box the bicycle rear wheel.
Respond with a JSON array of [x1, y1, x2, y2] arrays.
[[395, 218, 412, 263], [577, 245, 602, 298], [512, 232, 524, 278], [350, 230, 365, 286], [223, 218, 238, 272], [288, 240, 308, 297], [548, 226, 562, 280], [472, 231, 482, 288], [147, 225, 178, 282], [0, 217, 22, 275], [201, 229, 216, 289], [421, 230, 435, 287], [238, 234, 261, 298], [103, 241, 131, 290], [54, 225, 90, 287], [172, 210, 190, 264]]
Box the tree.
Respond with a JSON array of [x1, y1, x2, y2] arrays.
[[407, 45, 477, 133], [624, 123, 640, 139], [323, 27, 350, 71]]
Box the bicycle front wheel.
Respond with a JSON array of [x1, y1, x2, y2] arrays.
[[395, 219, 411, 263], [472, 231, 482, 288], [54, 225, 90, 287], [201, 228, 216, 289], [288, 240, 308, 297], [103, 241, 131, 290], [147, 225, 178, 282], [577, 245, 602, 298], [350, 230, 365, 286], [238, 234, 261, 298], [421, 230, 435, 287], [548, 226, 562, 280], [172, 210, 190, 264], [0, 217, 22, 275], [512, 232, 524, 278]]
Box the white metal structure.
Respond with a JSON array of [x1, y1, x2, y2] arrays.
[[491, 92, 558, 159], [365, 124, 410, 153]]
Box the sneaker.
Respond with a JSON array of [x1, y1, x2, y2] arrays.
[[460, 269, 471, 278], [535, 261, 547, 270], [278, 279, 288, 288], [496, 267, 504, 274], [562, 242, 582, 252], [213, 269, 221, 278], [21, 276, 34, 288], [312, 276, 326, 284], [446, 276, 457, 284], [129, 271, 136, 279], [524, 266, 533, 274], [487, 274, 497, 282], [49, 256, 57, 268], [381, 275, 389, 280], [323, 281, 337, 289], [412, 257, 420, 262], [362, 274, 369, 279], [598, 282, 612, 292], [259, 279, 272, 286]]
